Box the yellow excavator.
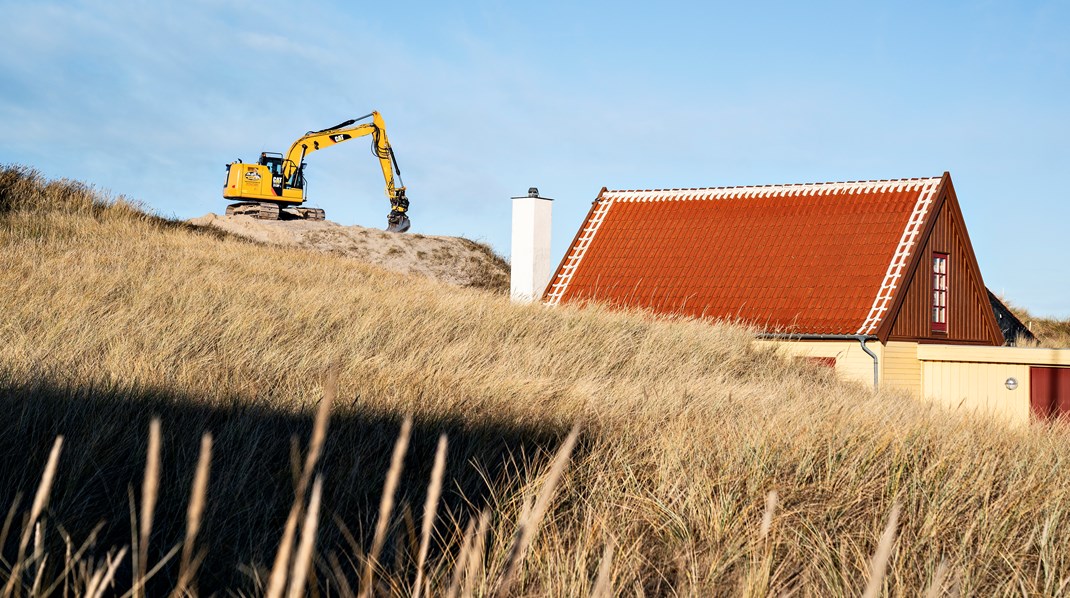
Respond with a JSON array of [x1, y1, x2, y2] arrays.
[[222, 111, 410, 232]]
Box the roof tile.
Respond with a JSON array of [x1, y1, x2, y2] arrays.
[[544, 177, 944, 335]]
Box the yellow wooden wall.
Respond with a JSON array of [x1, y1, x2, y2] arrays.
[[882, 341, 920, 396], [915, 345, 1070, 426], [920, 361, 1030, 426], [759, 340, 1069, 427], [757, 340, 881, 389]]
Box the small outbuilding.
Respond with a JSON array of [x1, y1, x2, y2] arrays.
[[543, 173, 1069, 424]]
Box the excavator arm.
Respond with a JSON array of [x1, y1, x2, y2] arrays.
[[283, 111, 410, 232]]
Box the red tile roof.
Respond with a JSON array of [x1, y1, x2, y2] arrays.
[[544, 177, 944, 335]]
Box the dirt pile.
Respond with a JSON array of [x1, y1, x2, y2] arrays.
[[188, 213, 509, 292]]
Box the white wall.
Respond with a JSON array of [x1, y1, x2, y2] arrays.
[[511, 194, 552, 302]]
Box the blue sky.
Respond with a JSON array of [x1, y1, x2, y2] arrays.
[[1, 0, 1067, 317]]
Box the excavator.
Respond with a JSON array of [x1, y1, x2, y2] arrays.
[[222, 111, 411, 232]]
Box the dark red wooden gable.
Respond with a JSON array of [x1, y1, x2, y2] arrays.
[[880, 174, 1003, 345]]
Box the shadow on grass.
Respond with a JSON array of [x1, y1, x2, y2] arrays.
[[0, 373, 572, 594]]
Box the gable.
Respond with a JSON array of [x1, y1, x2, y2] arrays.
[[544, 177, 943, 335], [987, 289, 1035, 346], [883, 178, 1003, 345]]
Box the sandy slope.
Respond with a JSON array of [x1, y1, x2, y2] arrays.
[[188, 213, 509, 292]]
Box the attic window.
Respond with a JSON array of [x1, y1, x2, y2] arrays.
[[932, 252, 948, 333]]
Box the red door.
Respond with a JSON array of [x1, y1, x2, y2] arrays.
[[1030, 367, 1070, 421]]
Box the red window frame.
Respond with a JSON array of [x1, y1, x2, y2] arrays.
[[932, 252, 948, 333]]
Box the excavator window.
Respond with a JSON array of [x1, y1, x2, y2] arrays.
[[259, 154, 284, 178], [287, 161, 306, 190]]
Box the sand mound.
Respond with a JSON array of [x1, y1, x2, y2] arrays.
[[188, 213, 508, 292]]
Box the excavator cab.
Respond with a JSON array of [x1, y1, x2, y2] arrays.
[[256, 152, 307, 193], [258, 153, 286, 194]]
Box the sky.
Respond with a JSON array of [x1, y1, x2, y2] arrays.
[[1, 0, 1067, 317]]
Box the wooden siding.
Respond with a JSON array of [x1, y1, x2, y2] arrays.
[[921, 360, 1030, 426], [882, 341, 920, 396], [916, 345, 1070, 426], [886, 181, 1002, 345]]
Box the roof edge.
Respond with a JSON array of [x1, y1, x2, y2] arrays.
[[540, 187, 609, 304], [603, 175, 944, 197]]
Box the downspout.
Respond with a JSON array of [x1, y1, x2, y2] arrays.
[[756, 333, 880, 391], [856, 336, 879, 392]]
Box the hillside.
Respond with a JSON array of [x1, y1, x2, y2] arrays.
[[2, 164, 1070, 596], [1006, 301, 1070, 349], [188, 212, 509, 292]]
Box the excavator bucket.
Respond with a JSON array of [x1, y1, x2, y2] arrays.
[[386, 212, 411, 233], [386, 190, 410, 233]]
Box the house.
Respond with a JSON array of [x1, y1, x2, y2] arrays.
[[539, 173, 1070, 424]]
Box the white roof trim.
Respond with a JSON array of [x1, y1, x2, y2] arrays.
[[544, 197, 615, 306], [605, 177, 942, 203], [855, 178, 943, 335]]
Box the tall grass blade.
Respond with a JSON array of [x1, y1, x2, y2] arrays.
[[0, 492, 22, 563], [862, 502, 901, 598], [121, 542, 182, 598], [173, 432, 213, 598], [136, 419, 161, 598], [86, 547, 128, 598], [760, 490, 778, 540], [590, 537, 615, 598], [266, 369, 335, 598], [39, 523, 104, 598], [29, 553, 47, 596], [494, 423, 580, 598], [287, 475, 323, 598], [446, 517, 478, 598], [360, 416, 412, 598], [461, 511, 490, 598], [923, 559, 949, 598], [4, 436, 63, 598], [413, 434, 448, 598]]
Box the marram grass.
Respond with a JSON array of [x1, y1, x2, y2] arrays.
[[1, 165, 1069, 596]]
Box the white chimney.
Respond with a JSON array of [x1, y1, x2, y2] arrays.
[[511, 187, 553, 303]]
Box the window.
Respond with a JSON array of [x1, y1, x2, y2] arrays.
[[932, 252, 948, 332]]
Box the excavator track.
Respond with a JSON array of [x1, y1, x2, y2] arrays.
[[225, 202, 282, 220], [294, 207, 326, 220], [255, 203, 280, 220]]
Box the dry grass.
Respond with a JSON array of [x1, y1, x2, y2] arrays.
[[1, 164, 1070, 596], [1010, 305, 1070, 349]]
